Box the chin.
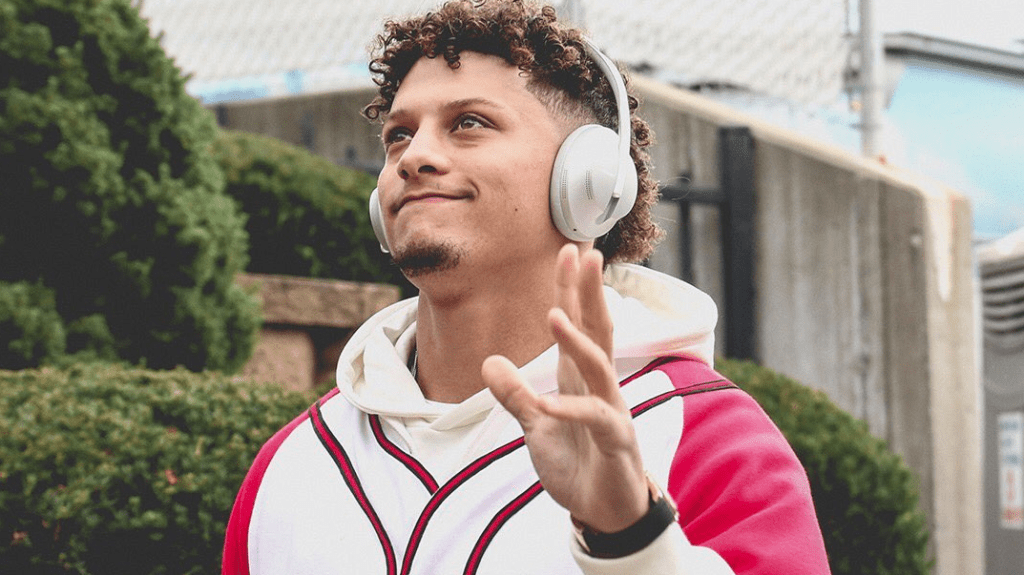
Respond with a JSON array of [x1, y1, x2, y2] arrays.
[[392, 239, 466, 279]]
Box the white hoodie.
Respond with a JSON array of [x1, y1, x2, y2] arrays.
[[323, 263, 730, 574], [224, 264, 829, 575], [335, 263, 718, 482]]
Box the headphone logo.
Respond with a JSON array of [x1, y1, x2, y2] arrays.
[[369, 38, 636, 253]]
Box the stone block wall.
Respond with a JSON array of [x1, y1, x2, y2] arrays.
[[235, 273, 402, 392]]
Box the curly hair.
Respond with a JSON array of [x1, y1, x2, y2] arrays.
[[363, 0, 662, 264]]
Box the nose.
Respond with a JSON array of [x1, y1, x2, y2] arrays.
[[395, 129, 449, 181]]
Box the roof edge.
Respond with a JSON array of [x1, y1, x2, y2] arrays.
[[884, 32, 1024, 77], [632, 73, 968, 202]]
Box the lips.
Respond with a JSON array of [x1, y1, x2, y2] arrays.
[[395, 188, 471, 211]]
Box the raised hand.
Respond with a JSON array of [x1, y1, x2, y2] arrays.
[[481, 244, 648, 532]]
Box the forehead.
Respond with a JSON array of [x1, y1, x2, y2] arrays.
[[388, 52, 547, 119]]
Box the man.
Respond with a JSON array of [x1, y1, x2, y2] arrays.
[[222, 1, 831, 573]]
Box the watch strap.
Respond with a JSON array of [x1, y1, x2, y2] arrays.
[[572, 477, 678, 559]]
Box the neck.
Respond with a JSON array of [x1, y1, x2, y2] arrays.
[[411, 264, 559, 403]]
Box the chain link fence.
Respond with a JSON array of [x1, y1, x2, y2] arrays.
[[140, 0, 854, 107], [559, 0, 852, 106]]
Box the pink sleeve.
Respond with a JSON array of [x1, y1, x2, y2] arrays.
[[663, 364, 831, 574]]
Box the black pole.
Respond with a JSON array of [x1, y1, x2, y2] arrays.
[[679, 201, 693, 283], [718, 126, 757, 361]]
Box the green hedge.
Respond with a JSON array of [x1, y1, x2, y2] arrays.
[[0, 364, 313, 574], [0, 360, 930, 574], [211, 130, 412, 294], [0, 0, 259, 372], [718, 358, 931, 574]]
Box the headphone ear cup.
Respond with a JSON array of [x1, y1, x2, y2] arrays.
[[368, 187, 390, 253], [549, 124, 638, 241], [609, 154, 638, 223]]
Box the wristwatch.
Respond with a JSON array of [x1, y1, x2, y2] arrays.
[[571, 473, 679, 559]]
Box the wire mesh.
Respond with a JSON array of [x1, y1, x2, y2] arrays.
[[562, 0, 851, 105], [140, 0, 852, 106]]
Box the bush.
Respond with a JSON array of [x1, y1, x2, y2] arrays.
[[0, 359, 930, 574], [211, 130, 412, 293], [0, 0, 259, 372], [0, 281, 67, 369], [0, 281, 122, 369], [0, 364, 314, 575], [717, 358, 932, 575]]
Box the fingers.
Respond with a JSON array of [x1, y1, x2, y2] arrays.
[[554, 244, 581, 324], [482, 355, 541, 425], [578, 248, 613, 355], [554, 244, 612, 354], [483, 353, 625, 444], [550, 308, 625, 409], [551, 244, 619, 405], [484, 349, 628, 443]]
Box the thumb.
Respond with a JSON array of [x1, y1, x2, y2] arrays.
[[482, 355, 542, 425]]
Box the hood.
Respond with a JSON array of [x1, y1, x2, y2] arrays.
[[335, 263, 717, 428]]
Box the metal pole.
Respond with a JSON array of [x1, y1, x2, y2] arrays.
[[719, 126, 757, 361], [678, 201, 693, 283], [859, 0, 884, 157]]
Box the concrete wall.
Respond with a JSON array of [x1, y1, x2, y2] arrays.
[[212, 78, 983, 575], [633, 75, 982, 575]]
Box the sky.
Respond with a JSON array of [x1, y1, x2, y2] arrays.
[[884, 65, 1024, 238], [877, 0, 1022, 52], [869, 0, 1024, 238]]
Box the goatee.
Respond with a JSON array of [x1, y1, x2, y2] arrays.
[[392, 240, 465, 278]]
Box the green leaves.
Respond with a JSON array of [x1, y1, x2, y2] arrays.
[[0, 0, 259, 372], [211, 130, 413, 295], [0, 281, 67, 368], [718, 358, 932, 575], [0, 364, 315, 574]]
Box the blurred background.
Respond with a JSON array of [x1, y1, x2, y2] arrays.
[[139, 0, 1023, 241]]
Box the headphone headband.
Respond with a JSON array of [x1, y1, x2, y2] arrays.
[[580, 38, 632, 202], [548, 39, 638, 241]]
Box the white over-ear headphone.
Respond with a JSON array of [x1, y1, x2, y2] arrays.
[[368, 38, 636, 253]]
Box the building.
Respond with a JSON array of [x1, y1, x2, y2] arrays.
[[977, 227, 1024, 572]]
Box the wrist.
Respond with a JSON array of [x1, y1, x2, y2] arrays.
[[571, 473, 678, 559]]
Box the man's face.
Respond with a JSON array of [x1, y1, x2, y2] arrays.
[[377, 51, 570, 282]]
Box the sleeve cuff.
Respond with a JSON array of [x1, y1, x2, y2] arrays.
[[570, 523, 735, 575]]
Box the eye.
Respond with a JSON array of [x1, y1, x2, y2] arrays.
[[382, 126, 412, 149], [453, 114, 488, 132]]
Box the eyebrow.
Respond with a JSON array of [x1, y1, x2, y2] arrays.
[[384, 97, 509, 124]]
